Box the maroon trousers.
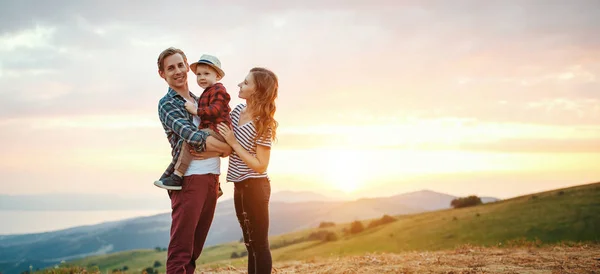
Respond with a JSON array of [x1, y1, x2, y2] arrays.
[[167, 174, 219, 274]]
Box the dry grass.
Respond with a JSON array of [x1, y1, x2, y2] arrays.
[[200, 244, 600, 274]]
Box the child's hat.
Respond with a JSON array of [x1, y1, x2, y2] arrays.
[[190, 54, 225, 78]]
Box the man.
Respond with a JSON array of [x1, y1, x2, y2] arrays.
[[156, 47, 232, 274]]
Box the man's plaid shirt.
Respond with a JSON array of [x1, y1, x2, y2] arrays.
[[197, 82, 232, 131], [158, 87, 208, 179]]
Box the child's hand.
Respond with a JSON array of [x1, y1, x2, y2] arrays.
[[184, 102, 197, 115]]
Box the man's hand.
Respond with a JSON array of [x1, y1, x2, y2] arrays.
[[184, 101, 197, 115]]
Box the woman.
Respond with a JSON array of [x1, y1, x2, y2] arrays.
[[217, 67, 278, 274]]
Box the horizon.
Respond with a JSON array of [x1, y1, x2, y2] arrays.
[[2, 180, 595, 201], [2, 181, 596, 236], [2, 181, 597, 235], [1, 1, 600, 235]]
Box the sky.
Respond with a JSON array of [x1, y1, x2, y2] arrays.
[[1, 0, 599, 202]]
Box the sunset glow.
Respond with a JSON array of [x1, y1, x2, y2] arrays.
[[0, 1, 599, 202]]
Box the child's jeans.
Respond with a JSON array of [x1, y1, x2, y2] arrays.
[[174, 128, 225, 175]]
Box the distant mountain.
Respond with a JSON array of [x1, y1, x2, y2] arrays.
[[481, 196, 500, 203], [385, 189, 458, 211], [0, 189, 499, 274], [270, 190, 342, 203], [0, 193, 167, 211], [0, 191, 341, 211]]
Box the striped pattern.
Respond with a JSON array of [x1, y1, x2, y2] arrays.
[[226, 104, 272, 183]]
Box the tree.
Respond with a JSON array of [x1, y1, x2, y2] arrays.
[[450, 195, 483, 209], [308, 230, 338, 242], [349, 221, 364, 234], [318, 221, 335, 228], [368, 214, 397, 228]]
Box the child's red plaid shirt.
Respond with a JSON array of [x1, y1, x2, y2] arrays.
[[196, 82, 232, 131]]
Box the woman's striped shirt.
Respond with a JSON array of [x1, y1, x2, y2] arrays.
[[226, 104, 272, 183]]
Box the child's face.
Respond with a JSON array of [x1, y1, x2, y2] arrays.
[[195, 64, 221, 89], [237, 72, 256, 99]]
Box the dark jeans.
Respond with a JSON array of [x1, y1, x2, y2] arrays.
[[234, 177, 272, 274], [167, 174, 219, 274]]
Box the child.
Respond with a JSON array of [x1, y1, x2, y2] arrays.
[[154, 54, 232, 197]]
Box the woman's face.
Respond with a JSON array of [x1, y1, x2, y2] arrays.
[[237, 72, 256, 100]]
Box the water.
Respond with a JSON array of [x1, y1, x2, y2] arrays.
[[0, 210, 169, 235]]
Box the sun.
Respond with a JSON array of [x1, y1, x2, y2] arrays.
[[324, 150, 368, 194], [332, 171, 362, 193]]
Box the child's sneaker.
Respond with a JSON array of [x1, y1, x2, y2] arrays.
[[154, 174, 183, 191]]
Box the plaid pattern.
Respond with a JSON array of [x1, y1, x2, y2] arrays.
[[158, 87, 209, 179], [197, 83, 232, 131]]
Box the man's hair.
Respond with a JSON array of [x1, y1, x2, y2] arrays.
[[157, 47, 187, 72]]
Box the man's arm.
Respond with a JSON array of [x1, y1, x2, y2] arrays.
[[207, 137, 233, 156], [190, 139, 232, 160], [159, 99, 209, 152], [197, 84, 231, 119]]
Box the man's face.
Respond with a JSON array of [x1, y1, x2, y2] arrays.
[[159, 53, 189, 90], [195, 64, 221, 89]]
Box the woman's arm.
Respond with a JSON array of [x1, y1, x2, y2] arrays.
[[217, 123, 271, 173], [231, 143, 271, 173]]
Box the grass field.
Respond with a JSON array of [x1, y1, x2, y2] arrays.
[[48, 182, 600, 273]]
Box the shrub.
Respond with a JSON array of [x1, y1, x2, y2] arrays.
[[450, 195, 483, 208], [318, 221, 336, 228], [231, 252, 239, 259], [349, 221, 365, 234], [368, 214, 397, 228], [270, 237, 306, 250], [308, 230, 338, 242], [153, 260, 162, 268]]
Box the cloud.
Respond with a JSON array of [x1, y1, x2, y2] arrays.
[[0, 25, 55, 51], [0, 1, 599, 127]]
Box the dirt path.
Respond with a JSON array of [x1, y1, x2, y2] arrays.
[[201, 245, 600, 273]]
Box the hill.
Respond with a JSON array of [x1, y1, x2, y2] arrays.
[[57, 182, 599, 274], [215, 245, 600, 273], [0, 189, 479, 274]]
